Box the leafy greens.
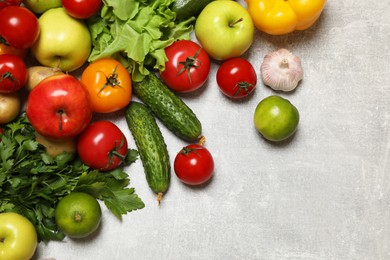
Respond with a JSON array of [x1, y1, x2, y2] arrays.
[[87, 0, 195, 82], [0, 115, 144, 242]]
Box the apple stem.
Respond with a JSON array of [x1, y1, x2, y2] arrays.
[[55, 57, 62, 71], [0, 237, 4, 243], [229, 18, 244, 27], [57, 109, 64, 131]]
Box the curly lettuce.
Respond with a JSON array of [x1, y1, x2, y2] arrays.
[[87, 0, 195, 82]]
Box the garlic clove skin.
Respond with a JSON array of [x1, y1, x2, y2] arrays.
[[260, 48, 303, 92]]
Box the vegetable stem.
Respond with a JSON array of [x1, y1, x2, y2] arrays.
[[229, 18, 244, 27]]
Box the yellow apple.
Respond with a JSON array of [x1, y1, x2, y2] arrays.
[[31, 7, 91, 72], [195, 1, 254, 60], [0, 212, 38, 260]]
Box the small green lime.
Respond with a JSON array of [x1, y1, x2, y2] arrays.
[[254, 95, 299, 142], [55, 192, 102, 239]]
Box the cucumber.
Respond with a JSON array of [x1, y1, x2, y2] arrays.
[[171, 0, 214, 21], [125, 101, 170, 205], [133, 72, 202, 142]]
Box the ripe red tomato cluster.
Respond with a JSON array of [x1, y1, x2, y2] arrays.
[[0, 5, 39, 93], [160, 39, 259, 186], [160, 40, 258, 100]]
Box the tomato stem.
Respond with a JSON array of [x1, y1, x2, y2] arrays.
[[234, 81, 253, 96], [177, 48, 203, 85], [105, 136, 126, 169], [98, 65, 123, 97], [1, 71, 18, 84]]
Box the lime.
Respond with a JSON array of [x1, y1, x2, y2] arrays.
[[55, 192, 102, 239], [253, 95, 299, 142]]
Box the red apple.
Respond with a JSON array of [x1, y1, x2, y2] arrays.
[[26, 74, 92, 139]]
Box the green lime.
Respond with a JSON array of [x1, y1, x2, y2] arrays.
[[55, 192, 102, 239], [253, 95, 299, 142]]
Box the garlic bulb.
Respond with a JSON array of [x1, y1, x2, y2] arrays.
[[260, 49, 303, 92]]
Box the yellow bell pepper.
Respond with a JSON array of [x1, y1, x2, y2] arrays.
[[246, 0, 327, 35]]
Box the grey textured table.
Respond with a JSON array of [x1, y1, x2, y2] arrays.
[[35, 1, 390, 259]]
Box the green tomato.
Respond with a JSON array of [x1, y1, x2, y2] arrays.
[[254, 95, 299, 142], [0, 212, 38, 260]]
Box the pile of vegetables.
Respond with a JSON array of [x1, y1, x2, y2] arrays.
[[0, 0, 328, 258]]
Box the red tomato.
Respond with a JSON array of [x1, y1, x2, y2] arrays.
[[77, 121, 128, 171], [216, 57, 257, 99], [0, 54, 27, 93], [160, 40, 210, 93], [0, 6, 40, 49], [174, 142, 214, 185], [0, 0, 22, 9], [62, 0, 102, 19]]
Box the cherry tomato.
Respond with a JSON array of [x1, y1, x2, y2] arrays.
[[62, 0, 102, 19], [0, 54, 27, 93], [0, 0, 22, 9], [174, 141, 214, 185], [216, 57, 257, 99], [0, 43, 28, 57], [77, 121, 128, 171], [160, 40, 210, 93], [0, 6, 40, 49], [80, 58, 132, 114]]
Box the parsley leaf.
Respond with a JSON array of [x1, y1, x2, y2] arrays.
[[0, 115, 144, 242]]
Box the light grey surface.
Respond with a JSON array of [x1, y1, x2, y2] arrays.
[[36, 1, 390, 259]]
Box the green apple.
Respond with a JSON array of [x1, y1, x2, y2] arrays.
[[31, 7, 91, 72], [195, 1, 254, 61], [23, 0, 62, 14], [0, 212, 38, 260]]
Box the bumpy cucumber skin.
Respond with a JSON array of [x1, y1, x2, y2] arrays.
[[125, 101, 170, 195], [133, 73, 202, 142], [172, 0, 214, 21]]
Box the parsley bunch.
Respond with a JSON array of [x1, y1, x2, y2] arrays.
[[0, 115, 144, 242]]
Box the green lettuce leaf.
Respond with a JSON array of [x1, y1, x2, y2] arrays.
[[87, 0, 195, 82]]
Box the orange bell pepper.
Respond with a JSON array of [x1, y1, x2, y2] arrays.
[[246, 0, 327, 35]]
